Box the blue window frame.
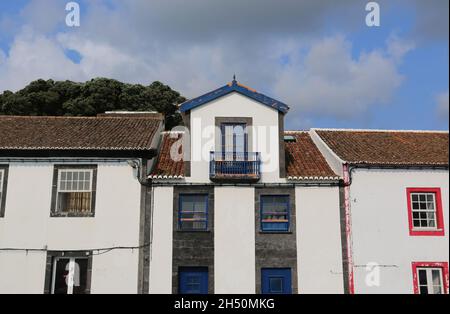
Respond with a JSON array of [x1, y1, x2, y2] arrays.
[[179, 267, 209, 294], [179, 194, 208, 231], [261, 268, 292, 294], [260, 195, 290, 232]]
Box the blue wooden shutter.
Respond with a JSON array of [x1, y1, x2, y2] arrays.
[[261, 268, 292, 294], [179, 267, 209, 294]]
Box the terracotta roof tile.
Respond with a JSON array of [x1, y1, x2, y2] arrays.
[[0, 115, 162, 151], [150, 131, 339, 180], [316, 129, 449, 166], [150, 132, 185, 178], [285, 132, 339, 179]]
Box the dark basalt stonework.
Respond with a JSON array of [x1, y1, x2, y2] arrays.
[[172, 186, 214, 294], [255, 187, 298, 294]]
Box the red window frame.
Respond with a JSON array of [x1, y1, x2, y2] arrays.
[[412, 262, 449, 294], [406, 188, 445, 236]]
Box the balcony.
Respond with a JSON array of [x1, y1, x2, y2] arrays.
[[210, 151, 261, 182]]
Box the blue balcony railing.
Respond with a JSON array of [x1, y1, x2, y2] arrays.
[[210, 151, 261, 181]]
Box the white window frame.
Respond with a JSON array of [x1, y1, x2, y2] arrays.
[[51, 257, 88, 295], [56, 169, 94, 213], [416, 267, 445, 294], [410, 192, 438, 231], [57, 169, 94, 193]]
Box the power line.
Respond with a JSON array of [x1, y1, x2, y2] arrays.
[[0, 243, 151, 256]]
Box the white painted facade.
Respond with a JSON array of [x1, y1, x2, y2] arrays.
[[296, 186, 344, 294], [349, 168, 449, 294], [149, 184, 345, 294], [148, 186, 174, 294], [214, 187, 256, 294], [2, 87, 444, 295], [0, 161, 142, 294], [148, 91, 345, 294], [312, 128, 450, 294]]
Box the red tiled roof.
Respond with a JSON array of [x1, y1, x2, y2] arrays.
[[149, 131, 338, 180], [149, 132, 185, 178], [316, 129, 449, 166], [285, 132, 339, 179], [0, 115, 162, 151]]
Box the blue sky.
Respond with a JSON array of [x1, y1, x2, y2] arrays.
[[0, 0, 448, 130]]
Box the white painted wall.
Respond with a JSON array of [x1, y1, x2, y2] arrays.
[[296, 186, 344, 294], [350, 169, 449, 294], [214, 187, 256, 293], [148, 186, 173, 294], [0, 161, 142, 294], [188, 92, 283, 183], [0, 251, 47, 294]]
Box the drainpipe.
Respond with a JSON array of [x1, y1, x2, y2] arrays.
[[343, 163, 355, 294], [128, 158, 152, 294]]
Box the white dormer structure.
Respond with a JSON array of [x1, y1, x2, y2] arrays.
[[179, 79, 289, 183]]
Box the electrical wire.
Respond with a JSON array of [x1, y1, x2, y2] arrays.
[[0, 243, 151, 256]]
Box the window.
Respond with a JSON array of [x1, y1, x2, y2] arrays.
[[51, 166, 97, 217], [179, 194, 208, 231], [260, 195, 290, 232], [407, 188, 445, 236], [52, 257, 90, 294], [179, 267, 209, 294], [412, 262, 449, 294], [0, 165, 8, 218], [44, 252, 92, 294], [261, 268, 292, 294], [221, 123, 248, 160]]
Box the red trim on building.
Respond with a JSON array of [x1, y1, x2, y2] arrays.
[[412, 262, 449, 294], [343, 164, 355, 294], [406, 188, 445, 236]]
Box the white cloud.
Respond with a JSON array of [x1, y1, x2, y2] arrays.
[[0, 28, 85, 91], [0, 0, 417, 128], [20, 0, 65, 33], [387, 35, 415, 62], [436, 91, 449, 123], [0, 49, 6, 65], [273, 36, 407, 120]]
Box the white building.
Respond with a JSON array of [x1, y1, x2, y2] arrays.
[[0, 80, 448, 295], [0, 113, 163, 294], [148, 80, 344, 294], [311, 129, 449, 294]]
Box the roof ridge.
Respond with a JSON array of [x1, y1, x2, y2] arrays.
[[312, 128, 449, 134]]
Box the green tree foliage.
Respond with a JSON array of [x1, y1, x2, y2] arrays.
[[0, 78, 186, 129]]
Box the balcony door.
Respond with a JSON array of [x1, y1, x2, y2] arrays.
[[221, 123, 248, 161]]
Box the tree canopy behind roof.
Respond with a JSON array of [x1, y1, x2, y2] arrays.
[[0, 78, 186, 130]]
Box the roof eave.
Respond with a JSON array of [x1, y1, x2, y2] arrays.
[[346, 162, 449, 169], [179, 82, 290, 114], [0, 148, 158, 159]]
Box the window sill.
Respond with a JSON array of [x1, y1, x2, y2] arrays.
[[259, 231, 293, 234], [177, 230, 211, 233], [410, 229, 445, 236], [51, 212, 95, 218]]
